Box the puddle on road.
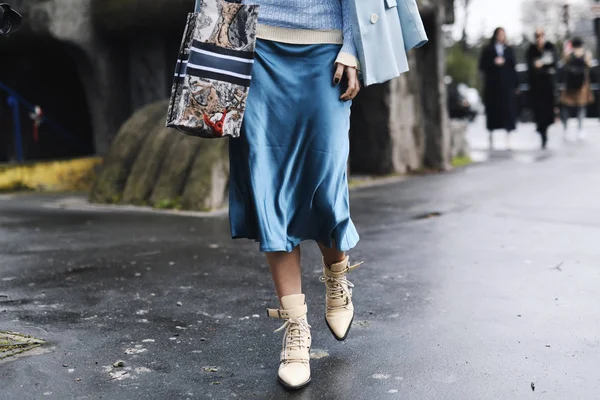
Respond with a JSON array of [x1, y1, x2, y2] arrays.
[[0, 331, 48, 363]]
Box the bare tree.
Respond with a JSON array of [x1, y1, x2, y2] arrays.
[[521, 0, 562, 41], [455, 0, 473, 48], [521, 0, 591, 42]]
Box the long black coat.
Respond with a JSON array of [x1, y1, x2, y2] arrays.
[[479, 44, 518, 131], [526, 42, 557, 133]]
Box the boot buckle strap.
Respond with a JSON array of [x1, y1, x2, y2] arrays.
[[323, 269, 348, 279], [326, 297, 348, 308], [266, 304, 308, 319], [323, 261, 363, 277], [281, 349, 310, 362], [348, 261, 364, 271]]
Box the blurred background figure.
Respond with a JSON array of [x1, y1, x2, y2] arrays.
[[479, 27, 518, 150], [29, 105, 44, 144], [526, 28, 558, 150], [560, 37, 595, 140], [446, 77, 479, 122]]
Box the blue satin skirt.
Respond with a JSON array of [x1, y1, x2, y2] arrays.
[[229, 39, 359, 253]]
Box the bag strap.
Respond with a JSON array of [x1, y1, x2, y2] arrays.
[[195, 0, 243, 12], [196, 0, 241, 9]]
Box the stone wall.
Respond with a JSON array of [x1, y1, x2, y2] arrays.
[[417, 6, 451, 170], [3, 0, 455, 186], [350, 1, 453, 175], [6, 0, 127, 154], [3, 0, 188, 154], [350, 56, 424, 175]]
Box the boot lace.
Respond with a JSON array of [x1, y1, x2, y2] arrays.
[[320, 275, 354, 308], [275, 318, 311, 362]]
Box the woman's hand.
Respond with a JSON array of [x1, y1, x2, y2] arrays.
[[334, 63, 360, 101]]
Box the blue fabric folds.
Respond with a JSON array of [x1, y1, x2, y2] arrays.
[[229, 39, 359, 253]]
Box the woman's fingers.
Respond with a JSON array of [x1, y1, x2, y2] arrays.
[[333, 63, 345, 85], [340, 66, 360, 101], [348, 67, 360, 99]]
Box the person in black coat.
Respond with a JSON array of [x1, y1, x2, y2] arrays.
[[479, 27, 518, 150], [526, 28, 558, 149]]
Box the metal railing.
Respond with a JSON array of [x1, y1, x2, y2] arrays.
[[0, 80, 86, 162]]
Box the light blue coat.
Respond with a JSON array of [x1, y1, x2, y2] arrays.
[[350, 0, 429, 86]]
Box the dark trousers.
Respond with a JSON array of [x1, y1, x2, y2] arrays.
[[561, 106, 586, 131]]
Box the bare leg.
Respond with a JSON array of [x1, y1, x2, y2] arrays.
[[266, 247, 302, 301], [560, 106, 569, 136], [318, 242, 346, 266], [577, 107, 586, 138], [266, 247, 311, 389], [540, 127, 548, 150]]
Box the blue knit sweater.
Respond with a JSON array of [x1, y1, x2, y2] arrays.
[[242, 0, 357, 61]]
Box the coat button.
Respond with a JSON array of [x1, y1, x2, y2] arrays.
[[370, 13, 379, 24]]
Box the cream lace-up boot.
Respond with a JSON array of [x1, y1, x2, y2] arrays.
[[267, 294, 311, 390], [320, 257, 362, 341]]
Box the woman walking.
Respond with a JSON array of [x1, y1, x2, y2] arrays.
[[222, 0, 427, 391], [215, 0, 428, 390], [526, 28, 558, 149], [479, 27, 519, 150], [228, 0, 361, 390], [560, 37, 594, 140]]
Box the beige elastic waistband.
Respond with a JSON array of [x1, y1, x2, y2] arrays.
[[256, 24, 343, 45]]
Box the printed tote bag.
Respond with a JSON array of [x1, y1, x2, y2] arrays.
[[166, 0, 259, 138]]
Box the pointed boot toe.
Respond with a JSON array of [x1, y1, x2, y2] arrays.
[[278, 361, 311, 390], [325, 306, 354, 341], [267, 294, 312, 390], [320, 257, 362, 341]]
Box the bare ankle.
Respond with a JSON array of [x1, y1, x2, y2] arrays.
[[323, 256, 346, 268], [318, 241, 346, 267]]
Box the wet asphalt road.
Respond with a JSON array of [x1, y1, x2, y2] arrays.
[[1, 119, 600, 399]]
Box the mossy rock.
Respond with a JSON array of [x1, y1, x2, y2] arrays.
[[121, 125, 176, 205], [149, 134, 203, 206], [90, 99, 230, 211], [180, 139, 229, 211], [90, 101, 168, 203]]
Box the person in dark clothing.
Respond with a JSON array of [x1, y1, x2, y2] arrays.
[[560, 37, 594, 140], [479, 27, 519, 150], [526, 28, 558, 149]]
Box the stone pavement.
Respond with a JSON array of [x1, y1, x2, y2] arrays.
[[1, 118, 600, 399]]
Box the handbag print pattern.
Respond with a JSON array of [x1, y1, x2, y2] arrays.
[[167, 0, 259, 138]]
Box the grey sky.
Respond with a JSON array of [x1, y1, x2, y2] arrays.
[[453, 0, 591, 43]]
